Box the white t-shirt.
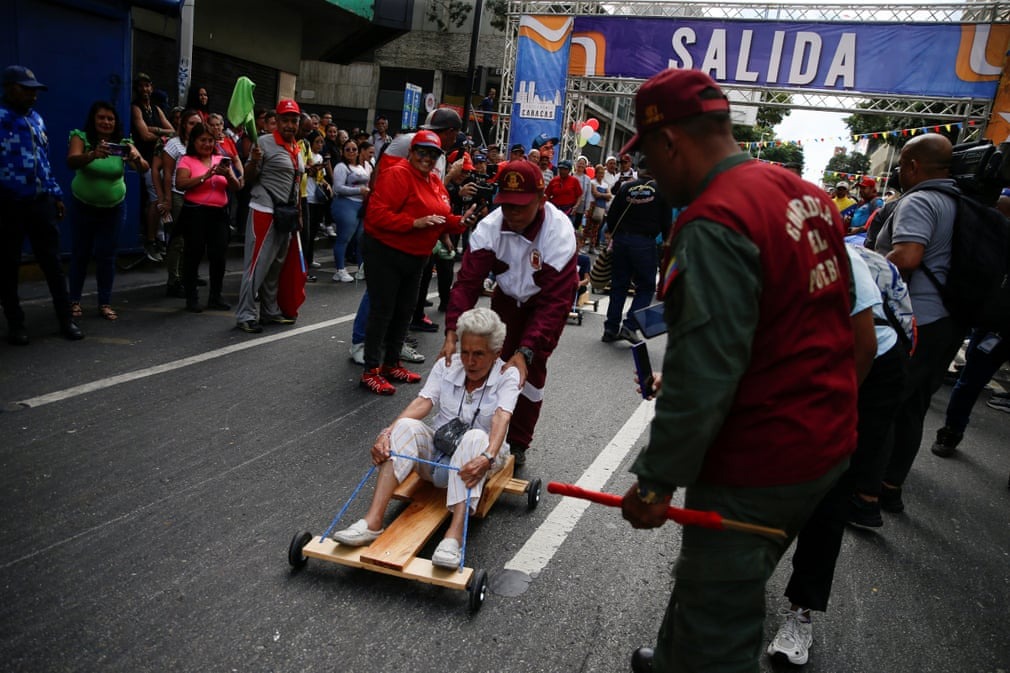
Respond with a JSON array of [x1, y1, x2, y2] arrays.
[[846, 245, 893, 357]]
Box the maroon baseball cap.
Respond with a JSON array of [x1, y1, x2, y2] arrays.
[[619, 69, 730, 155], [494, 160, 544, 206]]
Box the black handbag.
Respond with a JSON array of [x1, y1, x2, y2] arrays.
[[433, 383, 488, 457], [270, 167, 300, 233]]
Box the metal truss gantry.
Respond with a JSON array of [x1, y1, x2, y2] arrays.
[[497, 1, 1008, 157]]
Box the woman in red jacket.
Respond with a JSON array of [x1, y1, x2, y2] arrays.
[[360, 130, 477, 395]]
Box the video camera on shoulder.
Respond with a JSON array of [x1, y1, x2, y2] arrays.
[[949, 140, 1010, 205]]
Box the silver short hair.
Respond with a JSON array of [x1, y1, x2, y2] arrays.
[[456, 307, 506, 352]]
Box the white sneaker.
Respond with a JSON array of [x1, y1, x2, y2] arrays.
[[766, 608, 813, 666], [324, 225, 337, 238], [310, 261, 321, 269], [349, 342, 365, 365], [354, 264, 365, 281], [431, 537, 461, 569], [333, 269, 354, 283], [400, 342, 425, 363], [331, 518, 383, 546]]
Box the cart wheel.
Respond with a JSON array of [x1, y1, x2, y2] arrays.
[[593, 300, 599, 311], [527, 478, 543, 511], [468, 569, 488, 613], [577, 314, 583, 325], [288, 531, 313, 569]]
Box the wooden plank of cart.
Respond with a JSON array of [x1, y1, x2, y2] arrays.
[[287, 454, 542, 613]]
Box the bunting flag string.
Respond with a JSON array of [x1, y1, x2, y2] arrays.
[[737, 121, 966, 152]]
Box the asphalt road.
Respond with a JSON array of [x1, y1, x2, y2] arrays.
[[1, 251, 1008, 673]]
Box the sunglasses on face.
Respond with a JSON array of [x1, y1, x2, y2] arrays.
[[414, 147, 441, 160]]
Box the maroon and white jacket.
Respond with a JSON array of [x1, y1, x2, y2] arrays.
[[447, 202, 578, 354]]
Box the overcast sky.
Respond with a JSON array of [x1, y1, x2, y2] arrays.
[[775, 110, 852, 184]]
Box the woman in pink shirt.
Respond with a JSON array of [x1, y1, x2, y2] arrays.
[[175, 123, 242, 312]]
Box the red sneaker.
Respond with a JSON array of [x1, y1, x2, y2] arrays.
[[381, 363, 422, 383], [360, 368, 396, 395]]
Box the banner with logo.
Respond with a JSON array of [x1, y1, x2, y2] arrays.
[[510, 15, 573, 151], [402, 83, 422, 131], [568, 17, 1008, 99]]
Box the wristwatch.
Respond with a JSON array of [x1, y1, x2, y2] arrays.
[[480, 451, 495, 467], [516, 346, 535, 367], [637, 480, 673, 505]]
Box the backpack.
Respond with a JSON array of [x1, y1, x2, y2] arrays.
[[849, 245, 918, 355], [907, 183, 1010, 334]]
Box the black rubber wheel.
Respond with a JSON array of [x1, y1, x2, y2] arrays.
[[468, 568, 488, 613], [593, 300, 599, 311], [527, 478, 543, 511], [288, 531, 312, 568], [577, 314, 583, 325]]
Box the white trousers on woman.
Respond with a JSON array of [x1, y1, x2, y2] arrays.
[[389, 418, 509, 511]]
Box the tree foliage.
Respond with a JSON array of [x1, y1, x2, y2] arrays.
[[825, 149, 870, 175], [426, 0, 473, 32]]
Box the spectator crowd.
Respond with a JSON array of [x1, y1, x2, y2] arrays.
[[3, 62, 1008, 673]]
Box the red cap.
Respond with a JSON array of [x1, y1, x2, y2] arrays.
[[494, 160, 544, 206], [858, 176, 877, 189], [620, 69, 729, 155], [276, 99, 301, 116], [411, 130, 443, 152]]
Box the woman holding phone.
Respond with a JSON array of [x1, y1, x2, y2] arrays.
[[66, 101, 149, 321], [175, 123, 241, 312]]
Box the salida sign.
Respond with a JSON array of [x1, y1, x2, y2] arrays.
[[569, 17, 1006, 99]]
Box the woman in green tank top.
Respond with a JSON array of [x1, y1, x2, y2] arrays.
[[65, 101, 148, 320]]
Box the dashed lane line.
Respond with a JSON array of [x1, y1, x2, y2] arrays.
[[503, 399, 655, 577], [16, 314, 355, 409]]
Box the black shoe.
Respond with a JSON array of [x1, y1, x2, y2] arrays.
[[511, 442, 527, 467], [880, 484, 904, 513], [631, 647, 654, 673], [60, 322, 85, 341], [617, 326, 637, 342], [846, 494, 883, 528], [930, 426, 963, 458], [264, 315, 296, 325], [166, 282, 186, 298], [207, 298, 232, 311], [409, 318, 439, 333], [306, 274, 317, 283], [185, 301, 203, 313], [236, 320, 263, 334], [601, 331, 621, 343], [196, 277, 208, 287], [7, 324, 29, 346]]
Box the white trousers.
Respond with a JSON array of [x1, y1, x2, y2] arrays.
[[389, 418, 509, 511]]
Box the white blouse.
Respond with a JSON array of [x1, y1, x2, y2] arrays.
[[419, 357, 521, 433]]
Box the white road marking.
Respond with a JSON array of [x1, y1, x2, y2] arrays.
[[504, 399, 655, 577], [17, 314, 355, 409]]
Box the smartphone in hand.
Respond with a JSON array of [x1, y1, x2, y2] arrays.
[[631, 341, 654, 400]]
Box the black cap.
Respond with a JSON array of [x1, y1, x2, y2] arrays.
[[3, 65, 47, 90], [421, 108, 462, 131]]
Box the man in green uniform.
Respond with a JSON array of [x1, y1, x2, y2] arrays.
[[619, 69, 863, 673]]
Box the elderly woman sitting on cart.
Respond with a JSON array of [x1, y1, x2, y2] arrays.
[[332, 307, 521, 568]]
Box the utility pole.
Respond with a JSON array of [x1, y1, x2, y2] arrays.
[[463, 0, 485, 140]]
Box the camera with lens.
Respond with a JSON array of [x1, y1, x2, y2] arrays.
[[948, 140, 1010, 205]]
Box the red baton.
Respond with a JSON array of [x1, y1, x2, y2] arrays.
[[547, 482, 787, 540]]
